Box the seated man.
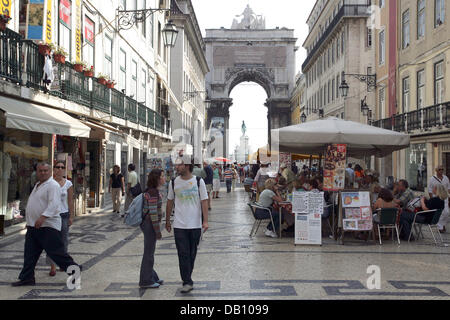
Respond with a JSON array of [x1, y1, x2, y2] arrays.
[[244, 173, 255, 187], [254, 179, 284, 238], [393, 179, 415, 210]]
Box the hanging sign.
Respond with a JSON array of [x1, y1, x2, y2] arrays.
[[44, 0, 52, 43], [27, 0, 45, 40], [74, 0, 81, 62], [323, 144, 347, 191]]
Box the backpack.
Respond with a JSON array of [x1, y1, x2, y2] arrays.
[[124, 193, 144, 227]]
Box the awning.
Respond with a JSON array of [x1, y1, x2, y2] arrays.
[[81, 119, 123, 140], [0, 96, 90, 137]]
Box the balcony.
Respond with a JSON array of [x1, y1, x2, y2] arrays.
[[302, 4, 370, 71], [0, 27, 171, 137], [371, 102, 450, 133]]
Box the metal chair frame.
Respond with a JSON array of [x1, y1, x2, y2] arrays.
[[374, 208, 400, 245], [247, 202, 276, 238], [408, 209, 444, 246]]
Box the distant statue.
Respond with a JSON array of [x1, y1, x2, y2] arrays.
[[241, 121, 247, 136], [231, 5, 265, 29]]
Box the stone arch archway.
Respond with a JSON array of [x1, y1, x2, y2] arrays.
[[205, 26, 297, 158]]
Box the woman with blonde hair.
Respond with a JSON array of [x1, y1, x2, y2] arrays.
[[400, 184, 447, 240], [254, 178, 284, 238]]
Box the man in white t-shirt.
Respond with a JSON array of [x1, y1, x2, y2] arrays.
[[166, 155, 209, 293], [123, 163, 139, 216], [428, 165, 450, 232]]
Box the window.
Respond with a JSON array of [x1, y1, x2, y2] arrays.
[[328, 80, 331, 104], [140, 68, 146, 104], [435, 0, 445, 27], [434, 61, 444, 104], [402, 10, 410, 49], [104, 35, 113, 79], [341, 32, 345, 55], [336, 38, 340, 59], [417, 0, 425, 39], [417, 69, 425, 108], [84, 16, 95, 68], [336, 74, 340, 99], [148, 7, 154, 48], [402, 77, 410, 113], [332, 78, 335, 101], [131, 60, 137, 98], [157, 22, 162, 57], [59, 0, 72, 60], [379, 87, 385, 119], [367, 28, 372, 47], [379, 30, 385, 65], [119, 49, 126, 92], [328, 47, 331, 68]]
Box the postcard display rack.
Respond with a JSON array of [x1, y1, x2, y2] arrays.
[[338, 190, 373, 244], [293, 191, 324, 245]]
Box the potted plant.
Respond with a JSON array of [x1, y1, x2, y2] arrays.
[[53, 46, 68, 64], [0, 14, 11, 31], [84, 65, 94, 77], [38, 42, 55, 56], [72, 60, 86, 73], [97, 73, 109, 85], [106, 80, 116, 89]]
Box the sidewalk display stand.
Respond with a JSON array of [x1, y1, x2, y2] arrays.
[[337, 190, 373, 244], [293, 191, 324, 245]]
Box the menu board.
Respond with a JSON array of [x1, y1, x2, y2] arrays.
[[341, 191, 373, 231], [323, 144, 347, 191], [293, 192, 323, 245]]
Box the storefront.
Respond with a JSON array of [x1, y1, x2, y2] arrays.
[[0, 96, 90, 234]]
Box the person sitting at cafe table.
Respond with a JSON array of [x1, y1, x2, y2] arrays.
[[254, 178, 285, 238], [293, 176, 307, 192], [372, 188, 398, 221], [393, 179, 415, 210], [243, 173, 255, 187], [399, 184, 447, 241]]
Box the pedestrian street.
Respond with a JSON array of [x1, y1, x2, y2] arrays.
[[1, 187, 450, 300]]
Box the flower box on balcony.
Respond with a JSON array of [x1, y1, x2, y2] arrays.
[[38, 44, 51, 56], [73, 63, 84, 72], [53, 53, 66, 64], [98, 77, 108, 85], [106, 81, 115, 89], [84, 70, 94, 77]]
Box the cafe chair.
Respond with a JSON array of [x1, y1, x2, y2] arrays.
[[244, 184, 256, 202], [373, 208, 400, 245], [408, 209, 443, 246], [247, 202, 276, 238]]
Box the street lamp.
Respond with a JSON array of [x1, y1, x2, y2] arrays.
[[339, 79, 350, 98], [162, 20, 179, 48], [339, 71, 376, 98], [301, 112, 307, 123], [360, 96, 369, 116]]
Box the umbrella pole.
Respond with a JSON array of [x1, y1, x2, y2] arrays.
[[309, 155, 313, 177]]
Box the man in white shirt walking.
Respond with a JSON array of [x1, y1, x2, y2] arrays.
[[12, 162, 80, 286], [124, 163, 139, 217], [428, 165, 450, 232], [165, 155, 209, 293]]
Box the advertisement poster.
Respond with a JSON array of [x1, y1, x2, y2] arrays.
[[210, 117, 225, 137], [27, 0, 45, 40], [341, 191, 373, 231], [294, 191, 323, 245], [323, 144, 347, 191]]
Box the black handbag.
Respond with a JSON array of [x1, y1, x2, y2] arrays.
[[130, 182, 142, 197]]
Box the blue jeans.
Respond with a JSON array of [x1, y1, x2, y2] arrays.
[[46, 212, 70, 265], [254, 207, 281, 232], [139, 217, 160, 286], [225, 179, 232, 193]]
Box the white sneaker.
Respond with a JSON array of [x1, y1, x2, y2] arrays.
[[180, 284, 193, 293], [265, 229, 278, 238]]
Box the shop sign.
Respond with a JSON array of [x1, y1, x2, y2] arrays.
[[1, 0, 12, 17], [85, 16, 95, 44], [59, 0, 71, 27], [45, 0, 53, 44], [74, 0, 81, 62]]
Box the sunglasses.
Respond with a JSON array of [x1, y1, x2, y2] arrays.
[[55, 166, 65, 169]]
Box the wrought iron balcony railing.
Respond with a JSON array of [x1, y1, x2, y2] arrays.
[[0, 27, 171, 136], [371, 102, 450, 133]]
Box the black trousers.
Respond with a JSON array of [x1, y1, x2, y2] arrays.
[[19, 227, 79, 281], [174, 228, 201, 286], [139, 218, 160, 286]]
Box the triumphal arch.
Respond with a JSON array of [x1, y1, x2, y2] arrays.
[[205, 5, 297, 158]]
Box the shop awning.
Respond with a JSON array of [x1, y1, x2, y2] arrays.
[[0, 96, 91, 137]]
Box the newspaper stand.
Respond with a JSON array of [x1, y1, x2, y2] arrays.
[[336, 189, 373, 245]]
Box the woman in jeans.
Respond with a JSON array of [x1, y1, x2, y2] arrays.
[[139, 169, 165, 288], [47, 160, 74, 276]]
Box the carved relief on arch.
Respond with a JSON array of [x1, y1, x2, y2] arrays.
[[225, 67, 274, 98]]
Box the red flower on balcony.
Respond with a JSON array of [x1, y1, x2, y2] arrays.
[[0, 14, 11, 31]]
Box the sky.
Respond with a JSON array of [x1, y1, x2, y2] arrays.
[[191, 0, 316, 155]]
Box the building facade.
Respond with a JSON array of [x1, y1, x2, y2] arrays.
[[169, 0, 209, 164], [372, 0, 450, 192], [290, 72, 306, 125], [302, 0, 375, 124], [0, 0, 180, 232]]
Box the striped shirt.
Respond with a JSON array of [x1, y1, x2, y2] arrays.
[[224, 169, 233, 180]]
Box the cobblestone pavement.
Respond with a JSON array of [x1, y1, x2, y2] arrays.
[[1, 187, 450, 300]]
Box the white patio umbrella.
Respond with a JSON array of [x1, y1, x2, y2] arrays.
[[271, 117, 410, 157]]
